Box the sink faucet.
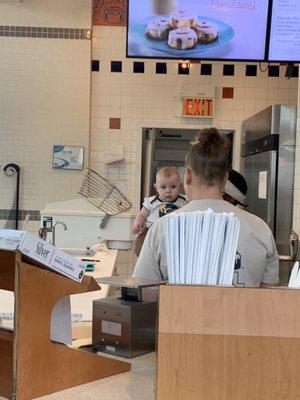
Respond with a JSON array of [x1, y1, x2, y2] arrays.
[[52, 221, 67, 247]]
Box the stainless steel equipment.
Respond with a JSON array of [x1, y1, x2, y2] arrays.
[[92, 277, 165, 358], [241, 105, 298, 264], [41, 168, 134, 250], [141, 128, 234, 204], [51, 220, 67, 246], [40, 198, 135, 250], [79, 168, 132, 228]]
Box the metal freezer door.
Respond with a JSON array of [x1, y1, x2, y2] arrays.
[[244, 150, 277, 235]]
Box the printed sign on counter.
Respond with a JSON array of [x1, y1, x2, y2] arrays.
[[0, 229, 85, 283], [20, 233, 54, 265], [0, 229, 27, 250], [50, 248, 85, 282]]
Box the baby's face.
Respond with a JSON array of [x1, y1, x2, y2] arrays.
[[154, 174, 181, 202]]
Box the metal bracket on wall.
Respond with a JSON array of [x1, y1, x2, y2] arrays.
[[3, 163, 20, 230]]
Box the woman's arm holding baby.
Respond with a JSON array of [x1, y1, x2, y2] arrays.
[[132, 207, 150, 234]]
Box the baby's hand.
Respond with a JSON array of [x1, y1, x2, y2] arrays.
[[132, 223, 142, 235]]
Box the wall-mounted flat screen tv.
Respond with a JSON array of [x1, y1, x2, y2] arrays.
[[126, 0, 270, 61], [268, 0, 300, 62]]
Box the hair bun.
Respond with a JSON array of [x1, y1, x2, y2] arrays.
[[193, 128, 223, 154], [186, 127, 230, 186]]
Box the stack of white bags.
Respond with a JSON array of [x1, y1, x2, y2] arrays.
[[164, 209, 240, 285], [288, 261, 300, 288]]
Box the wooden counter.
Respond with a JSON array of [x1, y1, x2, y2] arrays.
[[0, 352, 155, 400], [157, 284, 300, 400], [0, 249, 130, 400]]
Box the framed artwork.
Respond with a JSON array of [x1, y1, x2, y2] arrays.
[[52, 145, 84, 170]]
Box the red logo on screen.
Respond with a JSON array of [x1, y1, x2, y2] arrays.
[[93, 0, 127, 26]]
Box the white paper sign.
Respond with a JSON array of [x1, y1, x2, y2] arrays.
[[50, 248, 85, 282], [20, 233, 54, 265], [258, 171, 268, 199], [102, 320, 121, 336], [0, 229, 27, 250]]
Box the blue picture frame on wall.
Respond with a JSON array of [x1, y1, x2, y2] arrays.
[[52, 145, 84, 170]]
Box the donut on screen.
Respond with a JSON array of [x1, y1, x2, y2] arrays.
[[146, 17, 171, 40], [168, 27, 197, 50], [194, 21, 218, 43], [169, 9, 197, 29]]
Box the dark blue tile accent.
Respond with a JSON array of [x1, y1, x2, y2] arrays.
[[92, 60, 100, 72], [111, 61, 122, 72], [268, 65, 280, 77], [245, 65, 257, 76], [133, 61, 145, 73], [291, 65, 299, 78], [223, 64, 235, 76], [201, 64, 212, 75], [0, 209, 40, 221], [156, 62, 167, 74]]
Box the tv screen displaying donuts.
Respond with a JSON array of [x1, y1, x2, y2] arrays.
[[268, 0, 300, 62], [126, 0, 270, 61]]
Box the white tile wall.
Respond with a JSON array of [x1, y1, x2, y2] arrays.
[[91, 26, 298, 274], [0, 6, 299, 274], [0, 0, 91, 27], [0, 1, 92, 237], [0, 38, 91, 212]]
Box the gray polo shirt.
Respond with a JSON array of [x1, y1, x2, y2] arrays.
[[133, 199, 279, 288]]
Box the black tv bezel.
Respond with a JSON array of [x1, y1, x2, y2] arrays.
[[126, 0, 272, 63]]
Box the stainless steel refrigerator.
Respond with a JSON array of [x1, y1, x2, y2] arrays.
[[241, 105, 298, 274]]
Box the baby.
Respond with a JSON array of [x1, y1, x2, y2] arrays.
[[133, 166, 186, 256]]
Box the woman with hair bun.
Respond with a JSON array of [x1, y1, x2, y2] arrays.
[[133, 127, 279, 289]]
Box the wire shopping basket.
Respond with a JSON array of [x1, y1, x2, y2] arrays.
[[79, 168, 132, 226]]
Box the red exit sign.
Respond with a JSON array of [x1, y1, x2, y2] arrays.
[[182, 98, 214, 118]]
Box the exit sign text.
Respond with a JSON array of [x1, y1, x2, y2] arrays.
[[182, 98, 214, 118]]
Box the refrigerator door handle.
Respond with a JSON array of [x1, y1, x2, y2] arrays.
[[279, 255, 294, 261], [290, 230, 299, 261], [279, 231, 299, 261]]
